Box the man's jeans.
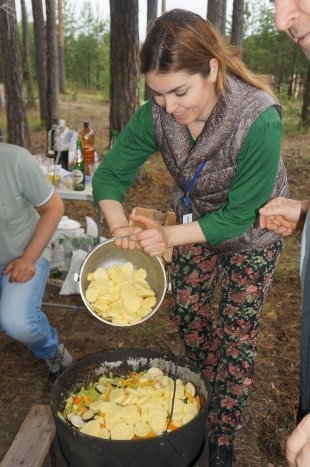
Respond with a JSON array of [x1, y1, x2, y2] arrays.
[[0, 257, 59, 359]]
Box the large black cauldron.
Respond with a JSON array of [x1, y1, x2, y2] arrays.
[[50, 349, 210, 467]]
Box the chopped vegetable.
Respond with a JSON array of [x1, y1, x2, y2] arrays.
[[61, 367, 204, 441]]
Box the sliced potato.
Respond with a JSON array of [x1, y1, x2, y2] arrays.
[[80, 417, 103, 436], [110, 422, 134, 440], [148, 414, 167, 435], [133, 268, 147, 280], [85, 288, 98, 303], [110, 388, 125, 404], [85, 262, 157, 324], [134, 421, 152, 437]]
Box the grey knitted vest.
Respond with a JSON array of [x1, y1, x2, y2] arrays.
[[152, 74, 288, 253]]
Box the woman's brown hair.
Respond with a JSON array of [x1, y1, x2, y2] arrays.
[[140, 9, 276, 99]]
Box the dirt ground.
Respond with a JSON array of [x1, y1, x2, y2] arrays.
[[0, 98, 309, 466]]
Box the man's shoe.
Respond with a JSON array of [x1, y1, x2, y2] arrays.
[[45, 343, 73, 375], [209, 443, 234, 467]]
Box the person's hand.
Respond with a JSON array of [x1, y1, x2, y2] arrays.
[[286, 414, 310, 467], [110, 225, 142, 250], [259, 197, 304, 236], [129, 214, 170, 256], [2, 257, 36, 283]]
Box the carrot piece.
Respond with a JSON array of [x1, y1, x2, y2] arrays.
[[195, 395, 201, 411], [167, 423, 178, 431], [73, 397, 81, 404], [144, 432, 157, 438]]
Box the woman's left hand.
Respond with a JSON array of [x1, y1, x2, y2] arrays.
[[129, 214, 170, 256]]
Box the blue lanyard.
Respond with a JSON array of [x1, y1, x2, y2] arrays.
[[181, 160, 207, 207]]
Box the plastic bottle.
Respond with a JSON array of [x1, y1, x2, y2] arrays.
[[78, 121, 95, 175], [54, 119, 70, 170], [72, 140, 85, 191], [47, 118, 59, 160]]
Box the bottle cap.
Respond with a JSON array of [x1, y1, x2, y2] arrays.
[[83, 121, 89, 127]]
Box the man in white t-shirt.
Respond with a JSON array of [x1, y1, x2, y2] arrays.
[[0, 143, 72, 374]]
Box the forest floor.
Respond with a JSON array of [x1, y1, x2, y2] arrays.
[[0, 94, 309, 466]]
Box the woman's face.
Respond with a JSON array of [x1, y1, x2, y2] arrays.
[[146, 67, 218, 126]]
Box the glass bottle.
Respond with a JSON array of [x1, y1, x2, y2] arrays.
[[78, 121, 95, 175], [72, 140, 85, 191]]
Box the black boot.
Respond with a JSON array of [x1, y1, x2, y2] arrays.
[[209, 443, 234, 467]]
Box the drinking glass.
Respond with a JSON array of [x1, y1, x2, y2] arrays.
[[47, 164, 61, 188]]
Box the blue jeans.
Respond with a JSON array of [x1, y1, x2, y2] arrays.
[[0, 257, 59, 359]]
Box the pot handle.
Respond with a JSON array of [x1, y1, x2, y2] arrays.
[[159, 256, 171, 293]]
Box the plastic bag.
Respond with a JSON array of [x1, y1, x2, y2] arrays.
[[60, 249, 88, 295], [50, 232, 98, 279]]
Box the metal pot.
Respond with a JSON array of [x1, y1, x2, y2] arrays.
[[77, 240, 167, 326], [50, 348, 210, 467]]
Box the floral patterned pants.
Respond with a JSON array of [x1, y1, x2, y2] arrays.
[[170, 239, 283, 446]]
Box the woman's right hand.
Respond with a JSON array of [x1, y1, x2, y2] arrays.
[[129, 214, 170, 256]]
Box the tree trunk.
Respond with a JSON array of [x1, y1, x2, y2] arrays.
[[147, 0, 158, 27], [20, 0, 35, 107], [110, 0, 144, 182], [109, 0, 139, 137], [207, 0, 227, 36], [301, 63, 310, 128], [231, 0, 244, 49], [144, 0, 158, 101], [161, 0, 166, 14], [287, 46, 298, 99], [57, 0, 66, 93], [31, 0, 48, 124], [45, 0, 59, 131], [0, 0, 31, 149]]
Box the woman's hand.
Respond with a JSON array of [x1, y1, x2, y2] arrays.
[[129, 214, 171, 256], [110, 225, 142, 250]]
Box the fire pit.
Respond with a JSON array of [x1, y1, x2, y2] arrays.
[[50, 349, 210, 467]]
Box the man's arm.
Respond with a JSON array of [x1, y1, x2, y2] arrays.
[[3, 192, 64, 282], [259, 197, 310, 236]]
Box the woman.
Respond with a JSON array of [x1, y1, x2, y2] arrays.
[[93, 9, 287, 466]]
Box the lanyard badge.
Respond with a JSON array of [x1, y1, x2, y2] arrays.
[[181, 160, 207, 224]]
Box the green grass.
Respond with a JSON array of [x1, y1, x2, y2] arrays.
[[129, 321, 167, 341], [279, 95, 307, 135], [63, 88, 107, 105], [27, 114, 43, 131], [274, 233, 301, 280]]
